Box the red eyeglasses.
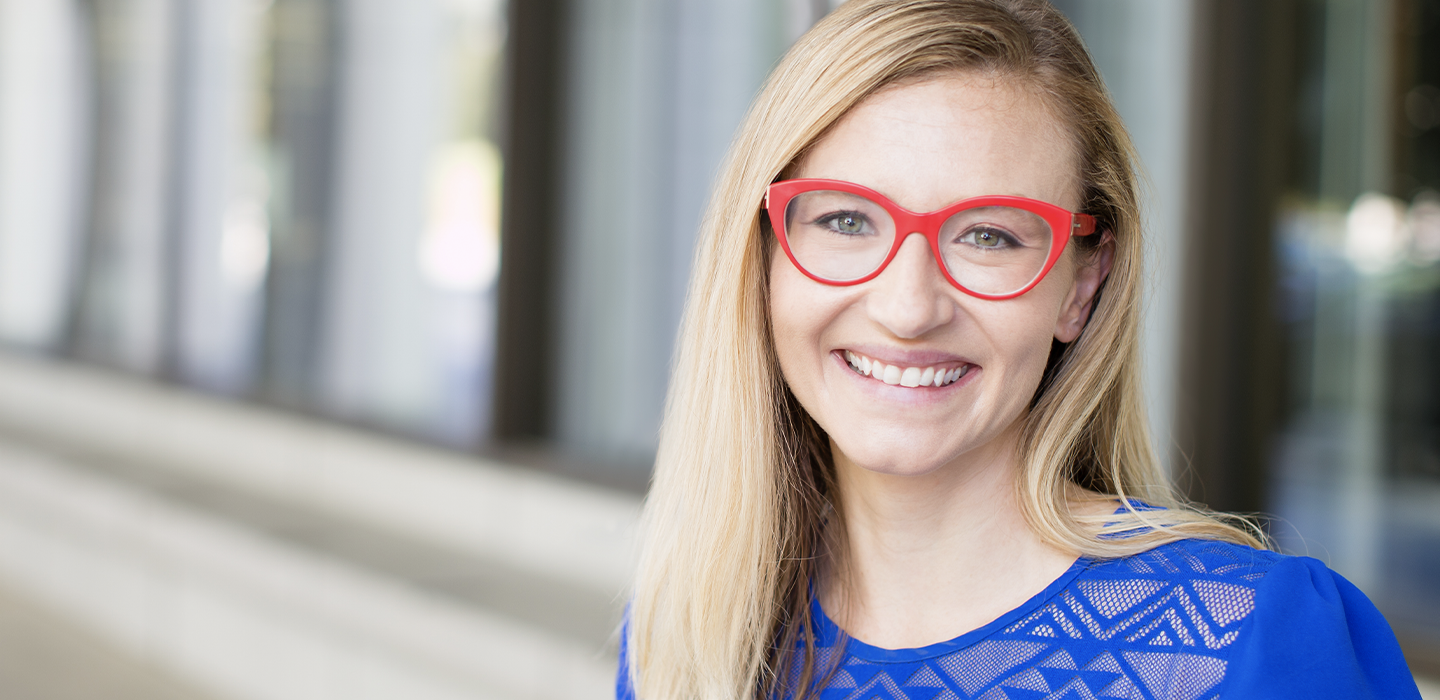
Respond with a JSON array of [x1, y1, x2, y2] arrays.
[[765, 179, 1098, 300]]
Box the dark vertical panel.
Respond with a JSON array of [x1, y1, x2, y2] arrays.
[[158, 0, 194, 382], [63, 0, 106, 359], [257, 0, 338, 407], [491, 0, 567, 440], [1388, 0, 1440, 480], [1393, 0, 1432, 197], [1175, 1, 1301, 514], [65, 0, 172, 373]]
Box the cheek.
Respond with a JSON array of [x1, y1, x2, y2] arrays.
[[980, 308, 1055, 398], [980, 275, 1073, 389], [768, 254, 858, 422], [768, 256, 820, 385]]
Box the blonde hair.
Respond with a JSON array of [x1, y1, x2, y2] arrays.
[[627, 1, 1265, 698]]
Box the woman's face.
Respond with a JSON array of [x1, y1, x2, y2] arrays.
[[770, 72, 1107, 478]]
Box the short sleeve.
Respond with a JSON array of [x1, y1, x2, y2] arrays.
[[617, 616, 636, 700], [1222, 555, 1422, 699]]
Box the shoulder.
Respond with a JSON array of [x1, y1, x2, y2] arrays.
[[1025, 539, 1421, 700], [988, 539, 1419, 700], [1215, 547, 1422, 699]]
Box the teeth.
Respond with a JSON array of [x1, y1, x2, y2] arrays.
[[842, 350, 970, 389], [900, 367, 921, 387], [882, 364, 901, 385]]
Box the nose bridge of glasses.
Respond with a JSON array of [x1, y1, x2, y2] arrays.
[[883, 229, 946, 279], [842, 192, 935, 279], [893, 212, 945, 266]]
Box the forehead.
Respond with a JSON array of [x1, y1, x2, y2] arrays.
[[793, 72, 1082, 212]]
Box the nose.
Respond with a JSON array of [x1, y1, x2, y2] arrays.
[[865, 232, 955, 339]]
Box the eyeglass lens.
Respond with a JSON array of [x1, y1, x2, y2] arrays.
[[782, 190, 1056, 296]]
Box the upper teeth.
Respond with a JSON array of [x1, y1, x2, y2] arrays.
[[844, 350, 970, 388]]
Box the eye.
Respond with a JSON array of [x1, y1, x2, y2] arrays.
[[816, 211, 871, 236], [958, 226, 1018, 249]]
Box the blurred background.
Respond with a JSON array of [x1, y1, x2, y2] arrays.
[[0, 0, 1436, 697]]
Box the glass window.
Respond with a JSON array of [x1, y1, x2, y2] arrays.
[[1272, 0, 1440, 663]]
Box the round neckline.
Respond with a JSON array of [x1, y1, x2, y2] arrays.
[[810, 555, 1092, 663]]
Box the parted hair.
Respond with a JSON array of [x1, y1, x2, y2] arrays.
[[626, 1, 1265, 699]]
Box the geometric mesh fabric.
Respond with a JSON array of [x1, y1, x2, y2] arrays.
[[788, 539, 1282, 700], [618, 537, 1421, 699]]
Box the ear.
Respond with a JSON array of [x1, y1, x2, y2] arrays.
[[1054, 232, 1114, 343]]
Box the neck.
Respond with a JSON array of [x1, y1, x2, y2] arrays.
[[821, 422, 1079, 649]]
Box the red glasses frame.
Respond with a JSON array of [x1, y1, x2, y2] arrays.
[[764, 178, 1099, 300]]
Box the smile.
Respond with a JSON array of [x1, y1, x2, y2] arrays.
[[843, 350, 973, 388]]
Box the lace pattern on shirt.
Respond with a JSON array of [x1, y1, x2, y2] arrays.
[[797, 541, 1277, 700]]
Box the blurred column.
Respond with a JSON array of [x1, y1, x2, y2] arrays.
[[167, 0, 273, 394], [68, 0, 177, 374], [1319, 0, 1401, 591], [316, 0, 503, 447], [316, 0, 443, 431], [1164, 1, 1300, 513], [491, 0, 564, 447], [258, 0, 339, 407], [0, 0, 91, 351], [552, 0, 791, 472]]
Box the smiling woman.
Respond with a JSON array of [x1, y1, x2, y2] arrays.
[[621, 2, 1422, 699], [769, 75, 1103, 488]]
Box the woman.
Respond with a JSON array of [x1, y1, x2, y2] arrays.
[[620, 1, 1421, 698]]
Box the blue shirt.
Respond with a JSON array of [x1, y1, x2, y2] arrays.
[[617, 538, 1422, 699]]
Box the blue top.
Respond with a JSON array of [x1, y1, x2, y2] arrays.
[[617, 538, 1422, 699]]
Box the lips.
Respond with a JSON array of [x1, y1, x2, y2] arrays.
[[843, 349, 973, 388]]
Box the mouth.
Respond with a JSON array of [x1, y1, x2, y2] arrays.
[[842, 350, 973, 388]]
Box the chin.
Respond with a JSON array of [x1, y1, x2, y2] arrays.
[[832, 436, 957, 477], [826, 411, 1023, 480]]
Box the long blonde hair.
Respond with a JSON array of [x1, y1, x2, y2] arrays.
[[628, 1, 1264, 698]]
